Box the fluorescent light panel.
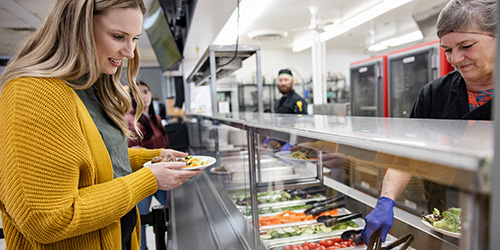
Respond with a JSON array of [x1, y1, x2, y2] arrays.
[[214, 0, 272, 45], [367, 30, 423, 52], [293, 0, 414, 52], [380, 30, 423, 47], [367, 43, 388, 52]]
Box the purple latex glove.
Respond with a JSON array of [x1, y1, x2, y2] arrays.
[[360, 196, 395, 244], [280, 142, 292, 151]]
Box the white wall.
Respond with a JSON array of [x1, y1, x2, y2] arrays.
[[234, 48, 370, 89], [185, 47, 373, 113]]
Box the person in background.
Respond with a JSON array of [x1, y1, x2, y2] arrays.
[[275, 69, 308, 114], [126, 80, 169, 250], [264, 69, 309, 151], [0, 1, 201, 250], [361, 0, 496, 244]]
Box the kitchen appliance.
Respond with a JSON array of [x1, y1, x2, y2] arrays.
[[349, 55, 387, 117], [387, 40, 453, 117]]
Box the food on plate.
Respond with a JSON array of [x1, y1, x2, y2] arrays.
[[289, 149, 318, 160], [259, 209, 338, 227], [260, 221, 359, 240], [283, 237, 360, 250], [422, 207, 461, 233], [151, 154, 183, 163], [211, 166, 228, 173], [151, 155, 209, 168], [184, 155, 208, 167], [268, 140, 283, 150]]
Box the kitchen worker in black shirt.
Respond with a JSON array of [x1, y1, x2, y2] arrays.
[[360, 0, 496, 245], [275, 69, 308, 114]]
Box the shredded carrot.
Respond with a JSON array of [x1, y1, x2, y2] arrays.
[[258, 209, 339, 227]]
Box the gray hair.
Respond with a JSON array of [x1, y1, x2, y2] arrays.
[[436, 0, 497, 38]]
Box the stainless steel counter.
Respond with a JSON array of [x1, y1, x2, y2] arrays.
[[167, 165, 265, 250], [165, 113, 493, 250]]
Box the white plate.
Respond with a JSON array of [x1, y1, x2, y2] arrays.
[[143, 156, 216, 171], [421, 214, 461, 238], [210, 166, 230, 175], [275, 151, 319, 162]]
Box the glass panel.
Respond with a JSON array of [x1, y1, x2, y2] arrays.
[[189, 113, 491, 249]]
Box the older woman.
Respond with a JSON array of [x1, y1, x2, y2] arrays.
[[361, 0, 496, 244]]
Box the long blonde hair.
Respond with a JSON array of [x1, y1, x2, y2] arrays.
[[0, 0, 147, 138]]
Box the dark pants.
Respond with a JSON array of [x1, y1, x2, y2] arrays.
[[121, 208, 138, 250]]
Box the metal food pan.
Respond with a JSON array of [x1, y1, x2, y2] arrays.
[[233, 194, 326, 210], [266, 233, 406, 250], [260, 217, 365, 247], [258, 207, 351, 230]]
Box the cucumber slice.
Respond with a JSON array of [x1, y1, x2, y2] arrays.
[[260, 235, 272, 240], [283, 227, 295, 233]]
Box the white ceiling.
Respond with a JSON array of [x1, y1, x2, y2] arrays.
[[0, 0, 450, 67]]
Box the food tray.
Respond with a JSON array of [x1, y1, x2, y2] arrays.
[[232, 194, 326, 210], [259, 207, 351, 230], [265, 233, 409, 250], [260, 217, 364, 245], [241, 205, 312, 217]]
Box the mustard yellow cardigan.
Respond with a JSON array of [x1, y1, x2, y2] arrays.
[[0, 77, 162, 250]]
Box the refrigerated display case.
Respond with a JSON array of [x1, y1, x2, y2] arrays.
[[166, 113, 492, 250], [387, 40, 453, 117], [349, 55, 387, 117]]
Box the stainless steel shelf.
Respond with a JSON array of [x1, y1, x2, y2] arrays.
[[186, 44, 261, 86], [186, 44, 264, 115]]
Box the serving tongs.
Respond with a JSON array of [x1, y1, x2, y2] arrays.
[[315, 212, 362, 227], [287, 186, 326, 197], [308, 202, 346, 217], [304, 195, 345, 215], [366, 228, 414, 250]]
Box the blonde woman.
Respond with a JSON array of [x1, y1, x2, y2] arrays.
[[0, 0, 201, 249]]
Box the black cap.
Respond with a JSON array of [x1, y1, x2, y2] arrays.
[[278, 69, 293, 77]]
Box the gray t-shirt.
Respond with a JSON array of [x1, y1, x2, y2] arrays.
[[75, 86, 132, 178]]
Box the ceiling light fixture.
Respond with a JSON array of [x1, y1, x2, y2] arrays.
[[292, 0, 414, 52], [248, 29, 288, 40], [367, 43, 388, 52], [214, 0, 272, 45], [380, 30, 423, 47], [367, 30, 423, 52]]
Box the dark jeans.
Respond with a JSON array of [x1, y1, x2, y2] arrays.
[[121, 208, 138, 250]]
